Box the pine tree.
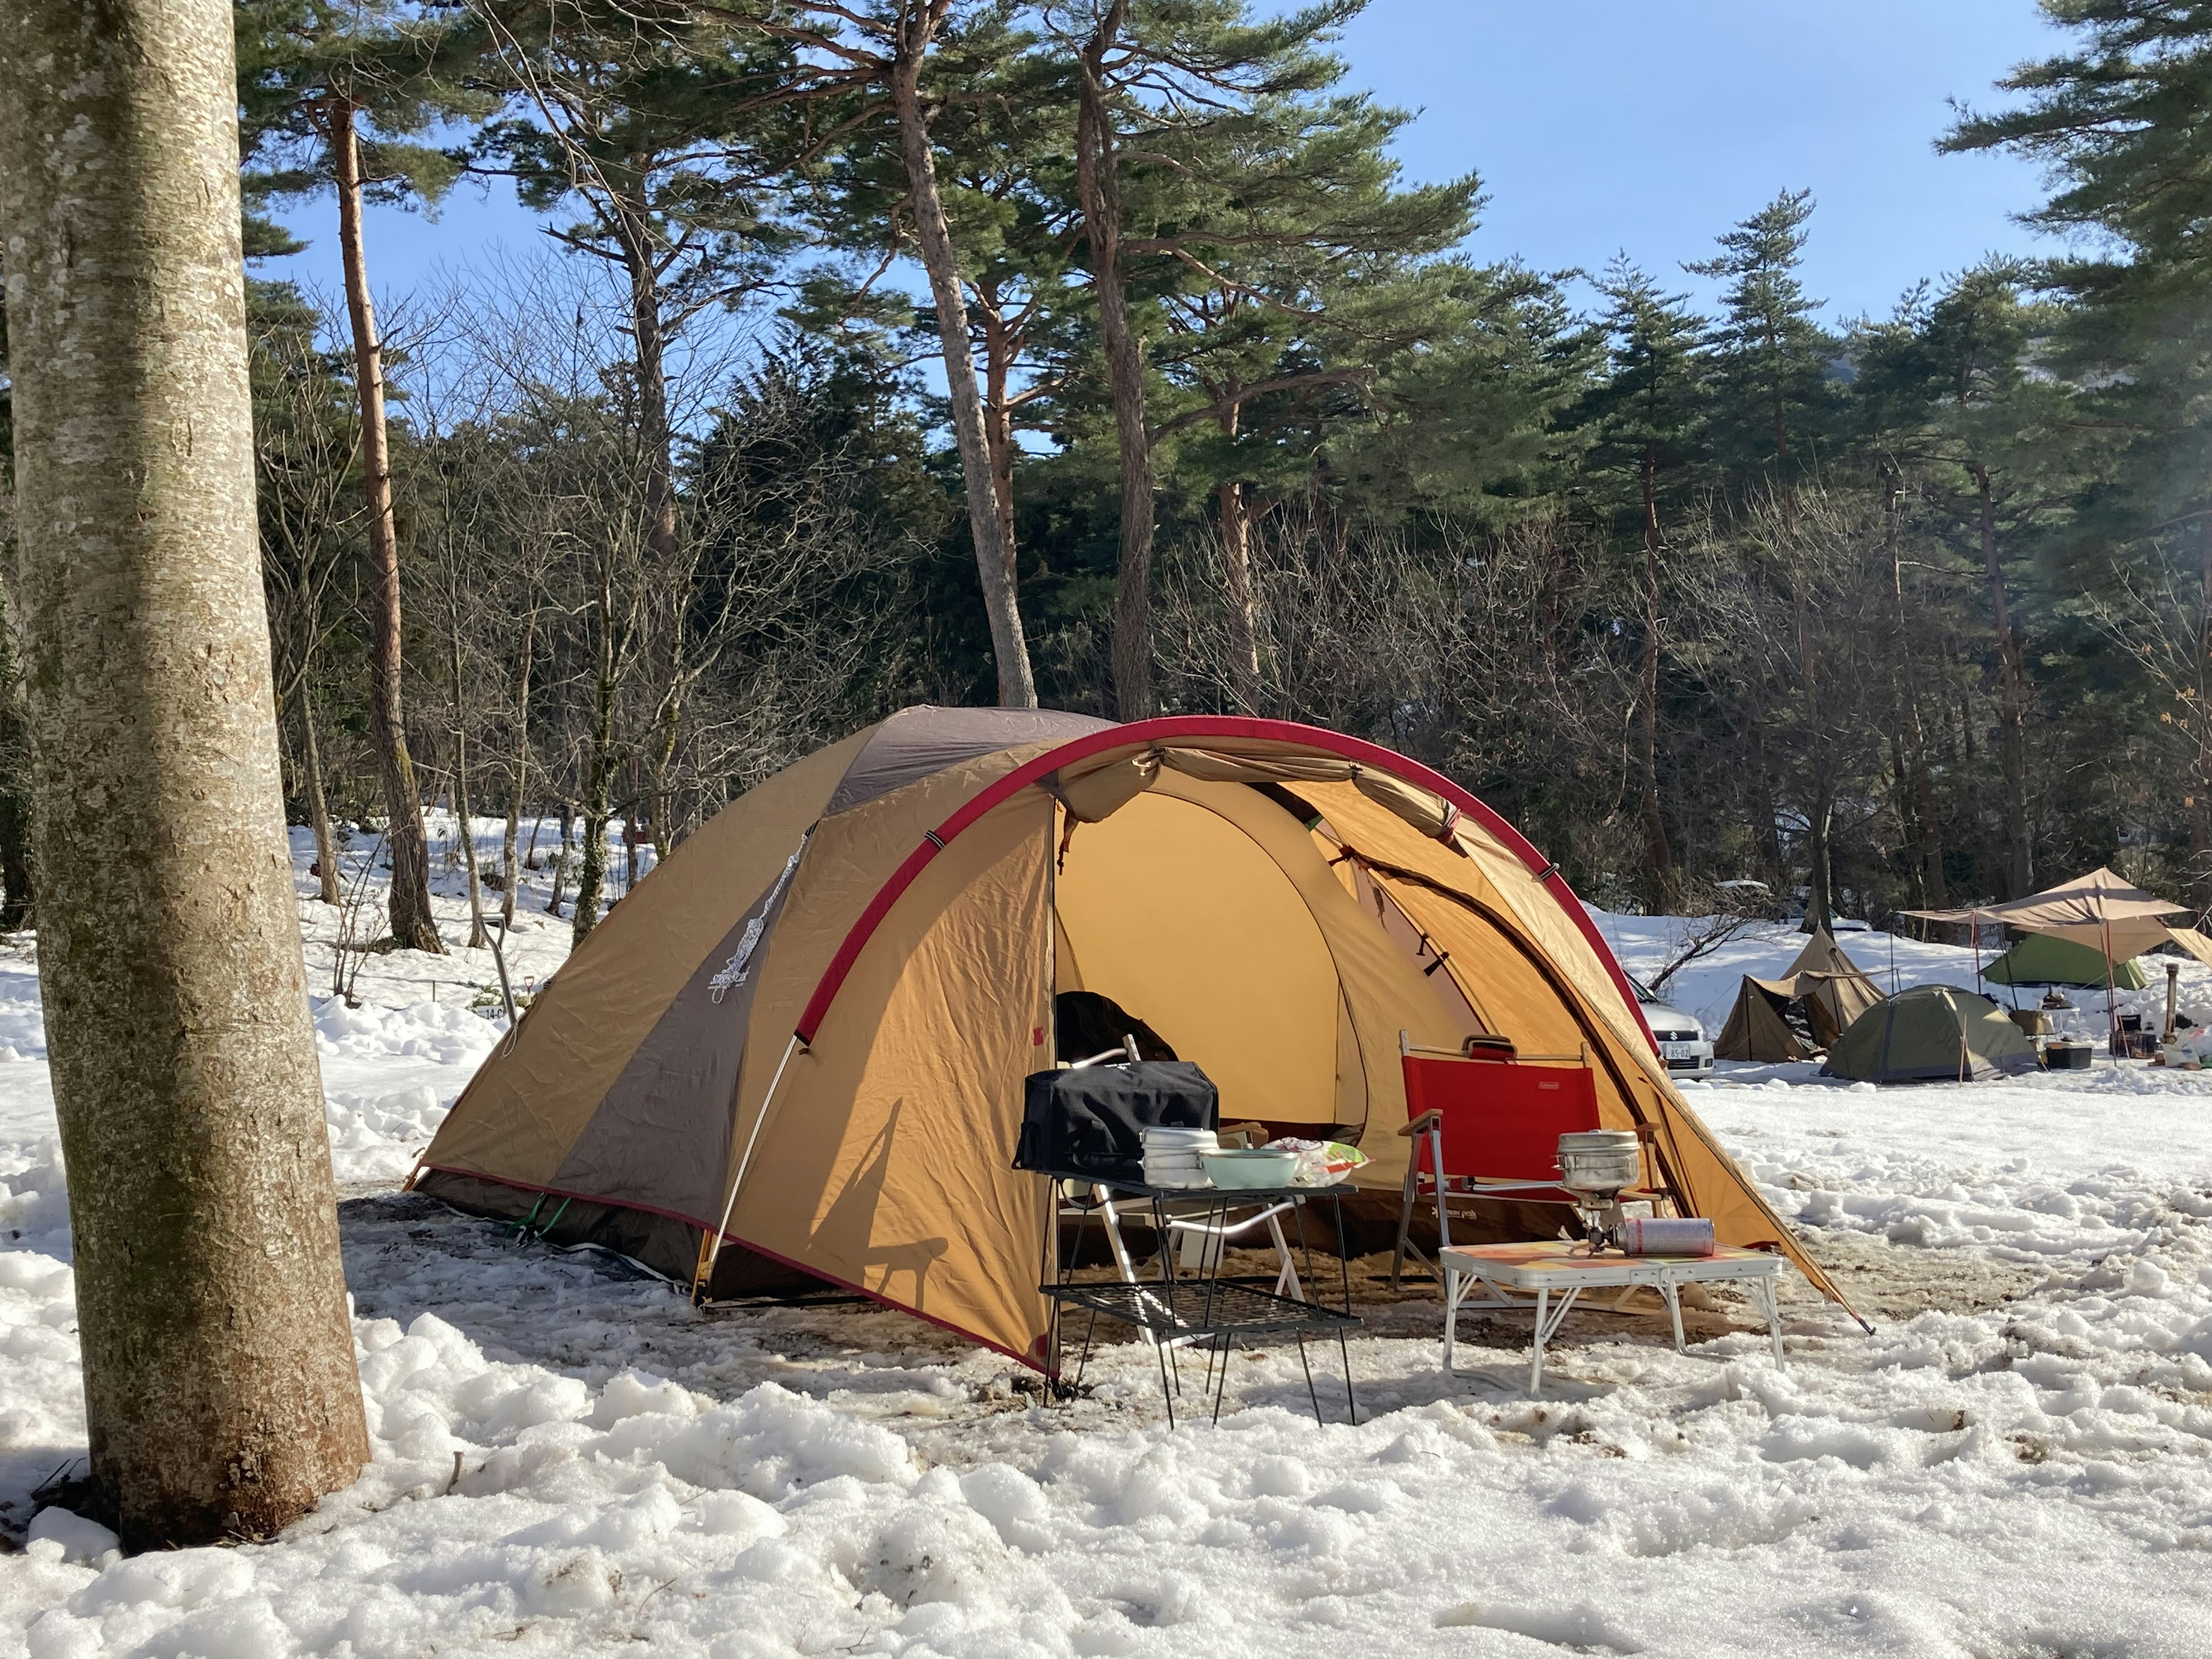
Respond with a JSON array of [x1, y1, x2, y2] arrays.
[[0, 0, 370, 1547], [1946, 3, 2212, 904], [1687, 190, 1840, 919], [1854, 264, 2075, 897], [237, 1, 484, 953], [1574, 257, 1708, 908]]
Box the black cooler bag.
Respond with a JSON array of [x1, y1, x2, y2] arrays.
[[1013, 1062, 1218, 1184]]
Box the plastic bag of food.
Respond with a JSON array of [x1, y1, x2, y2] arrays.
[[1264, 1138, 1370, 1185]]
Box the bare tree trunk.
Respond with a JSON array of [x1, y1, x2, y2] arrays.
[[328, 99, 440, 952], [1976, 464, 2032, 897], [1214, 376, 1262, 714], [572, 624, 618, 948], [1638, 441, 1675, 910], [1885, 479, 1944, 908], [0, 0, 370, 1546], [449, 632, 488, 949], [2197, 517, 2212, 916], [297, 687, 341, 905], [1076, 3, 1158, 718], [889, 2, 1036, 709], [615, 203, 680, 567], [976, 284, 1021, 590], [546, 800, 573, 918], [1804, 778, 1835, 933], [501, 619, 533, 930]]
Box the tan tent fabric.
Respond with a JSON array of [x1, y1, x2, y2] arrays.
[[826, 705, 1109, 814], [2162, 927, 2212, 973], [2022, 917, 2185, 961], [1290, 779, 1850, 1308], [1906, 867, 2190, 930], [423, 728, 871, 1190], [1115, 770, 1469, 1154], [1714, 930, 1883, 1060], [1054, 790, 1345, 1126], [415, 707, 1859, 1366], [1715, 988, 1809, 1063], [725, 793, 1055, 1362]]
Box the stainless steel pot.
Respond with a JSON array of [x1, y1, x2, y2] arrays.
[[1555, 1129, 1642, 1196]]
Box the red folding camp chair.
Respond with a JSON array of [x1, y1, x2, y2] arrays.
[[1388, 1031, 1647, 1287]]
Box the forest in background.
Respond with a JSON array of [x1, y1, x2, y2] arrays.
[[13, 0, 2212, 948]]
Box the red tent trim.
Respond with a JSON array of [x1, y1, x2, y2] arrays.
[[793, 715, 1654, 1054]]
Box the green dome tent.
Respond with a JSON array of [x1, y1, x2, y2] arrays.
[[1983, 931, 2147, 990], [1822, 984, 2041, 1084]]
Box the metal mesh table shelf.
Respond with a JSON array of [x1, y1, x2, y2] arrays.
[[1038, 1173, 1361, 1427], [1043, 1279, 1362, 1339]]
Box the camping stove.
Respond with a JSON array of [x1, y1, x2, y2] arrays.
[[1556, 1130, 1643, 1253]]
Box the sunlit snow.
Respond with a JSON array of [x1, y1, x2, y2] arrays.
[[0, 832, 2205, 1655]]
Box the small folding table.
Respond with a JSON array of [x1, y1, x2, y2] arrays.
[[1440, 1240, 1786, 1393], [1040, 1173, 1360, 1426]]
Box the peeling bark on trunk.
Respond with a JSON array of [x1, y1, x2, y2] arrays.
[[889, 5, 1035, 708], [0, 0, 370, 1547], [329, 99, 440, 953], [1076, 3, 1158, 718], [0, 592, 38, 930]]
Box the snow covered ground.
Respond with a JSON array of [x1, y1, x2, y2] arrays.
[[0, 844, 2209, 1656]]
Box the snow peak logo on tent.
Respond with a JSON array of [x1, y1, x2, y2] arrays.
[[709, 835, 808, 1003]]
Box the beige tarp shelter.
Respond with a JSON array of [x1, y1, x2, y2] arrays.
[[414, 708, 1855, 1367], [1714, 929, 1885, 1062], [1905, 869, 2199, 1016]]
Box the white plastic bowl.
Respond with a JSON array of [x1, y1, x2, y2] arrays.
[[1198, 1148, 1300, 1190]]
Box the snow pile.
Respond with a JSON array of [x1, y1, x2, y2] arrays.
[[312, 997, 502, 1070], [324, 1086, 448, 1190], [12, 1267, 2212, 1655]]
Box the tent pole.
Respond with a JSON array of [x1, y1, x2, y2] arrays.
[[695, 1032, 804, 1300], [1972, 911, 1985, 998], [2104, 916, 2119, 1058]]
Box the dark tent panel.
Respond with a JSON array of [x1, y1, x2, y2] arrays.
[[1822, 984, 2041, 1084]]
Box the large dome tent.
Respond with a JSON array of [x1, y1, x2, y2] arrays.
[[412, 707, 1855, 1365]]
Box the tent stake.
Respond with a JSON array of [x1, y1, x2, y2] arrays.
[[696, 1032, 804, 1301]]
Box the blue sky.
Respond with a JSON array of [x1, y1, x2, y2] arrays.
[[266, 0, 2071, 329]]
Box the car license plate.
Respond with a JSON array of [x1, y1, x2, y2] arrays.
[[1660, 1041, 1699, 1060]]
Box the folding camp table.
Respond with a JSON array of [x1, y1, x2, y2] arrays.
[[1040, 1173, 1360, 1426], [1440, 1240, 1786, 1393]]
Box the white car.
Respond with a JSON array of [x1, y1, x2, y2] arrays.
[[1630, 976, 1715, 1075]]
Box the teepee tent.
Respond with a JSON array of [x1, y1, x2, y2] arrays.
[[1714, 929, 1885, 1062], [1822, 984, 2041, 1084], [413, 708, 1854, 1366], [1984, 931, 2148, 989]]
